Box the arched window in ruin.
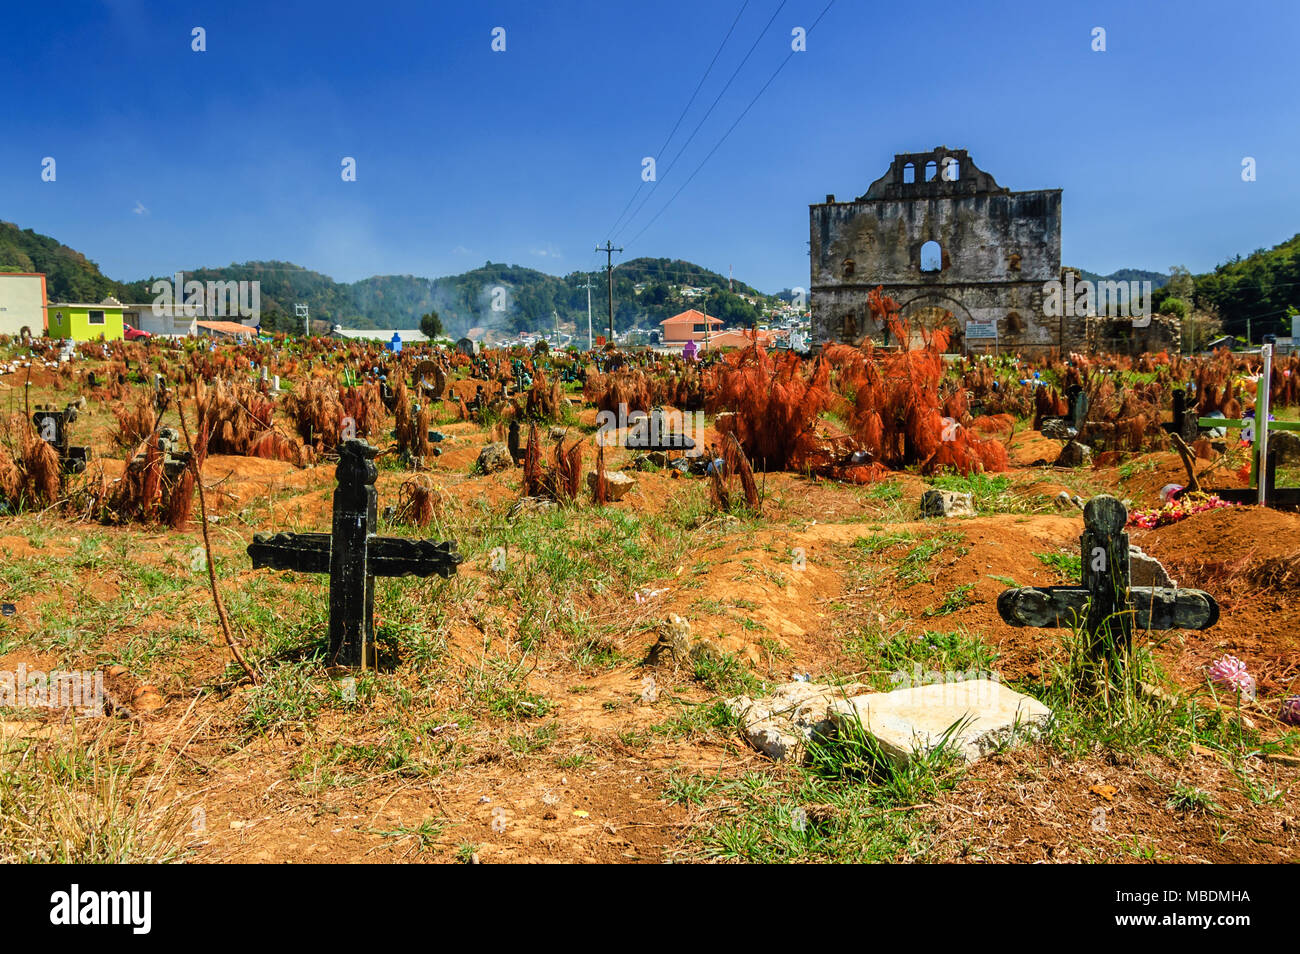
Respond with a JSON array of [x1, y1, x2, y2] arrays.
[[842, 258, 855, 277], [1006, 312, 1024, 334], [841, 312, 856, 340], [941, 157, 960, 181], [925, 160, 938, 181], [920, 241, 943, 272], [1007, 252, 1022, 272], [902, 162, 915, 184]]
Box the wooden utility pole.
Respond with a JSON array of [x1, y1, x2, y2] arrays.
[[595, 241, 622, 346]]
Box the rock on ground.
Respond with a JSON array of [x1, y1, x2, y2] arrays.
[[920, 489, 975, 518], [587, 470, 636, 501], [507, 496, 558, 519], [477, 442, 512, 473], [1055, 441, 1092, 467], [732, 679, 1052, 765], [1129, 544, 1176, 588], [726, 682, 871, 762], [1271, 430, 1300, 466], [646, 614, 723, 668], [1040, 418, 1078, 441]]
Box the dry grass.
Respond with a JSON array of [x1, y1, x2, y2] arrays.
[[0, 729, 192, 864]]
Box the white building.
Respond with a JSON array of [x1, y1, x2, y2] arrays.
[[0, 273, 47, 337], [331, 327, 430, 345], [121, 303, 257, 337]]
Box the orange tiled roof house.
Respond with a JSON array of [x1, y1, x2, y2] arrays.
[[659, 309, 723, 343]]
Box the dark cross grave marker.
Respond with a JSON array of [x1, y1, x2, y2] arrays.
[[247, 439, 462, 668], [997, 495, 1219, 656], [32, 403, 91, 474], [1166, 387, 1200, 444], [624, 409, 697, 453]]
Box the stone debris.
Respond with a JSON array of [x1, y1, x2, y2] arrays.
[[1054, 490, 1085, 510], [730, 679, 1052, 765], [633, 451, 671, 470], [507, 496, 558, 519], [726, 681, 871, 762], [1055, 440, 1092, 467], [920, 488, 975, 518], [645, 614, 722, 669], [587, 469, 636, 501], [1040, 417, 1077, 441], [1128, 544, 1176, 588], [477, 442, 512, 474], [1272, 430, 1300, 466]]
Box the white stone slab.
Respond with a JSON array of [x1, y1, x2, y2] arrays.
[[827, 679, 1051, 765], [727, 681, 870, 762]]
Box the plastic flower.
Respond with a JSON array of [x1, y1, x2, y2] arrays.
[[1208, 655, 1256, 699]]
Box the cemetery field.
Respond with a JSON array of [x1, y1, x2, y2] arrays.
[[0, 341, 1298, 865]]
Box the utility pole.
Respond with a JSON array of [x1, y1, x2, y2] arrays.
[[577, 274, 596, 350], [595, 241, 622, 346]]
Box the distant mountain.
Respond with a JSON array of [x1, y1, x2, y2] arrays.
[[0, 221, 782, 338], [1076, 267, 1170, 289]]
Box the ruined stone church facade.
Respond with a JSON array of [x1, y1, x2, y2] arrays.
[[810, 147, 1072, 356]]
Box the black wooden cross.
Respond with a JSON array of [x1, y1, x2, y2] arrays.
[[247, 439, 461, 668], [624, 409, 697, 453], [997, 495, 1219, 656], [32, 403, 90, 474]]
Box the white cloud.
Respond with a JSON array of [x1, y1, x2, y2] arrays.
[[132, 201, 149, 216]]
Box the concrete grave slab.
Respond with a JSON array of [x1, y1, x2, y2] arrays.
[[727, 681, 870, 762], [827, 679, 1051, 766]]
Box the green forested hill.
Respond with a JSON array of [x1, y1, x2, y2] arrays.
[[19, 215, 1291, 342], [1186, 233, 1300, 338], [119, 256, 779, 337], [0, 221, 126, 303], [1, 221, 786, 335]]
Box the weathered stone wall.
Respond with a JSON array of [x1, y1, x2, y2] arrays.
[[810, 146, 1065, 357]]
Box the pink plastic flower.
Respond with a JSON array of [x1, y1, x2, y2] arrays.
[[1208, 655, 1256, 699], [1280, 696, 1300, 726]]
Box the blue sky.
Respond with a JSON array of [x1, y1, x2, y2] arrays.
[[2, 0, 1296, 293]]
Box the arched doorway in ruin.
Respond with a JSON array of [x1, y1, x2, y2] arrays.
[[896, 293, 973, 351]]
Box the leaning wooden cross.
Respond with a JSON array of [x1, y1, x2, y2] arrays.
[[997, 495, 1218, 655], [247, 439, 462, 668]]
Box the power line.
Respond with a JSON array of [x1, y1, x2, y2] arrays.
[[606, 0, 752, 241], [612, 0, 791, 244], [624, 0, 836, 252]]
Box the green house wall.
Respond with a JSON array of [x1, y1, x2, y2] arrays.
[[47, 305, 125, 341]]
